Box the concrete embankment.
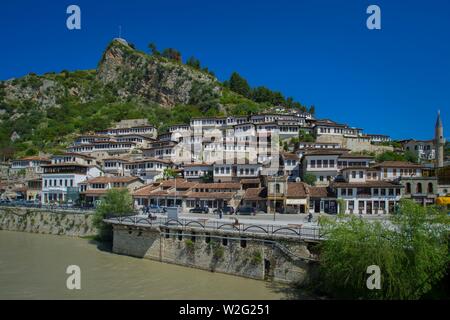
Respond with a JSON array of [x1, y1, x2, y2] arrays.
[[111, 223, 319, 284], [0, 207, 96, 237]]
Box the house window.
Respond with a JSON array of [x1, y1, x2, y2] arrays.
[[406, 183, 411, 194], [428, 183, 433, 194], [359, 171, 363, 179], [348, 188, 353, 196], [341, 188, 347, 196], [416, 183, 423, 194], [310, 160, 316, 168], [275, 184, 281, 194]]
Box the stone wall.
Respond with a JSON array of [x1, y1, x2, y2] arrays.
[[316, 135, 393, 154], [112, 225, 317, 284], [0, 207, 96, 237]]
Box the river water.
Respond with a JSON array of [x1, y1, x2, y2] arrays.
[[0, 231, 297, 300]]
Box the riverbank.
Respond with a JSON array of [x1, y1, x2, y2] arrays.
[[0, 230, 302, 300], [0, 206, 96, 237]]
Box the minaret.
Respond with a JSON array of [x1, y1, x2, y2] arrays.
[[435, 110, 444, 168]]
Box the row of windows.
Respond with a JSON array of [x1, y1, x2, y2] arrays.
[[125, 163, 165, 170], [405, 182, 433, 194], [309, 160, 336, 168], [44, 179, 74, 188], [337, 161, 368, 167], [383, 168, 418, 177], [340, 188, 401, 196], [318, 127, 359, 135]]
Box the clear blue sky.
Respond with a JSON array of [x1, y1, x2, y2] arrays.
[[1, 0, 449, 140]]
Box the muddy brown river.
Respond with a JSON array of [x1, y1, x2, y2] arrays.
[[0, 231, 301, 300]]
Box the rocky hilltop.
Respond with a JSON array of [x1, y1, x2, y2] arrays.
[[97, 39, 221, 107], [1, 39, 221, 110]]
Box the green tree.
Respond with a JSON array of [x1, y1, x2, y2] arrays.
[[162, 48, 182, 62], [404, 150, 418, 163], [228, 72, 251, 98], [163, 168, 178, 180], [299, 130, 315, 143], [148, 42, 160, 56], [318, 199, 449, 299], [93, 189, 134, 241], [186, 56, 201, 69], [303, 173, 316, 186]]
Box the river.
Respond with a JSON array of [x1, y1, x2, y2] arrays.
[[0, 231, 298, 300]]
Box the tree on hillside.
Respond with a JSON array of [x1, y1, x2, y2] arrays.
[[186, 56, 201, 69], [309, 105, 316, 115], [318, 199, 449, 299], [93, 189, 134, 241], [227, 72, 251, 98], [376, 150, 417, 163], [162, 48, 182, 62], [299, 130, 315, 143], [148, 42, 160, 56]]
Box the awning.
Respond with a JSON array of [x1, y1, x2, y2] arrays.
[[436, 197, 450, 206], [286, 199, 307, 205]]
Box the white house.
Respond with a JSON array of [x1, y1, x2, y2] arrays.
[[331, 168, 403, 215], [372, 161, 424, 181], [41, 163, 103, 204]]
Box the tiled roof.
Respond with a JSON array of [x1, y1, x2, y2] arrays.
[[194, 182, 241, 190], [373, 161, 423, 169], [160, 179, 197, 189], [339, 153, 374, 159], [304, 149, 349, 156], [308, 186, 330, 198], [330, 181, 403, 188], [240, 178, 261, 184], [243, 188, 267, 201], [286, 182, 308, 198], [86, 176, 143, 184], [282, 153, 299, 160], [184, 191, 236, 199], [132, 184, 160, 197]]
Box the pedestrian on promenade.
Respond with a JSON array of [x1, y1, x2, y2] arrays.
[[307, 212, 313, 223], [218, 208, 223, 219]]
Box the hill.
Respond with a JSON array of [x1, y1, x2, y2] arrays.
[[0, 39, 307, 159]]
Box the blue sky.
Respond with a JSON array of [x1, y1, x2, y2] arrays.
[[0, 0, 449, 140]]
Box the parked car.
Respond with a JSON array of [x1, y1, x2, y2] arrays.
[[148, 205, 166, 214], [213, 206, 235, 215], [0, 199, 11, 204], [189, 207, 209, 214], [237, 207, 255, 216]]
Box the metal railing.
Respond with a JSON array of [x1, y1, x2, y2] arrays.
[[104, 215, 323, 241]]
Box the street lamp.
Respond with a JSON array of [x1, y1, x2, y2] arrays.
[[272, 174, 277, 222]]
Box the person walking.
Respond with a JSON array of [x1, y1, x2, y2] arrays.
[[218, 208, 223, 220], [307, 212, 313, 223]]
